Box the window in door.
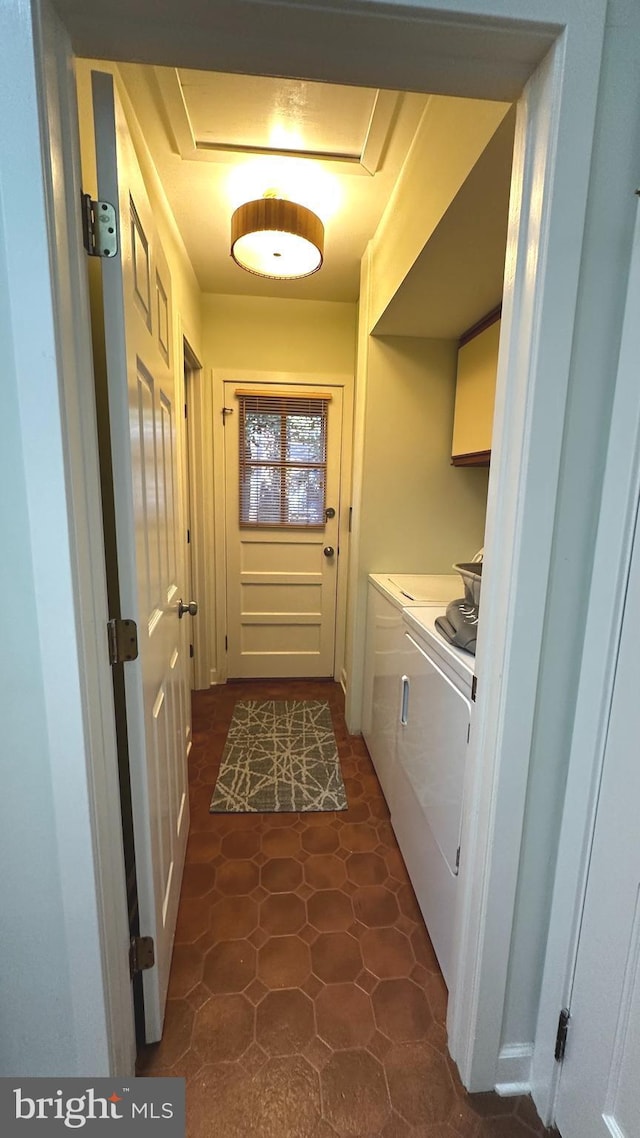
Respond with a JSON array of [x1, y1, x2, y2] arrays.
[[237, 390, 331, 527]]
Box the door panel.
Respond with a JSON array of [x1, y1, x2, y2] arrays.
[[93, 70, 189, 1042], [555, 495, 640, 1137], [225, 382, 343, 678]]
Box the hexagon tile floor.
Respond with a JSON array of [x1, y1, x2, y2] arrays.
[[138, 680, 557, 1138]]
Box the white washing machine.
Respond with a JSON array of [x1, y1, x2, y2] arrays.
[[393, 606, 474, 987], [362, 575, 460, 805]]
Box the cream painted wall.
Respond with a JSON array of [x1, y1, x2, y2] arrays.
[[369, 96, 510, 332], [345, 99, 506, 727], [201, 293, 357, 375], [359, 335, 488, 572]]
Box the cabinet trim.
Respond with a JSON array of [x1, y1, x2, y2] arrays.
[[451, 449, 491, 467], [459, 304, 502, 348]]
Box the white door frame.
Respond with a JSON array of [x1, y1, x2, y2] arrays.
[[209, 369, 354, 686], [533, 194, 640, 1120], [2, 0, 134, 1073], [16, 0, 640, 1092], [183, 337, 208, 690]]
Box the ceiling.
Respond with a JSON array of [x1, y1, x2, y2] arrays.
[[58, 0, 543, 329], [118, 64, 428, 302], [114, 63, 513, 333]]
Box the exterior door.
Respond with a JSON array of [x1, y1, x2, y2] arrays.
[[224, 381, 343, 678], [554, 492, 640, 1137], [93, 71, 190, 1042]]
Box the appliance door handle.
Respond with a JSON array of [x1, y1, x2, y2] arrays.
[[400, 675, 410, 726]]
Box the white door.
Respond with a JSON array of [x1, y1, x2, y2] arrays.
[[93, 71, 190, 1041], [554, 493, 640, 1137], [224, 382, 343, 678]]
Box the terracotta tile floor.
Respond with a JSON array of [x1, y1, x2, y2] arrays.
[[138, 680, 556, 1138]]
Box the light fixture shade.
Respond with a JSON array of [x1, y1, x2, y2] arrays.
[[231, 198, 324, 279]]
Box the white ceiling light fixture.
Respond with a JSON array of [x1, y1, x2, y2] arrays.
[[230, 193, 324, 279]]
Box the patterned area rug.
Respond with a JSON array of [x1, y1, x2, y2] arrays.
[[209, 699, 347, 813]]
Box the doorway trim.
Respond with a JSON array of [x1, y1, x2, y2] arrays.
[[183, 337, 209, 690], [208, 369, 354, 686], [532, 194, 640, 1120], [22, 0, 135, 1073]]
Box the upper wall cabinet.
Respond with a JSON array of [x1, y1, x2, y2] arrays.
[[451, 310, 501, 467]]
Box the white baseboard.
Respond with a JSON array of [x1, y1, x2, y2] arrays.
[[495, 1043, 533, 1097]]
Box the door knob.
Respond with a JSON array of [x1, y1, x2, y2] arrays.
[[323, 546, 335, 558], [178, 599, 198, 618]]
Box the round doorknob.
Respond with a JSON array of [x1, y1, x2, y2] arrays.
[[323, 546, 335, 558], [178, 599, 198, 618]]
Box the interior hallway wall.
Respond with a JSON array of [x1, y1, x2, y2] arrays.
[[202, 293, 357, 374], [344, 96, 508, 731], [198, 293, 357, 685], [345, 327, 488, 729], [359, 334, 488, 573]]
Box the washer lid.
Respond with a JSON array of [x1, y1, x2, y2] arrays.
[[384, 574, 460, 603]]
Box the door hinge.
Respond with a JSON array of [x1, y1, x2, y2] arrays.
[[225, 635, 228, 651], [129, 935, 155, 978], [466, 722, 470, 744], [107, 618, 138, 665], [81, 192, 118, 258], [455, 846, 461, 873], [187, 528, 190, 544], [555, 1007, 570, 1062], [471, 674, 478, 702], [190, 643, 194, 659]]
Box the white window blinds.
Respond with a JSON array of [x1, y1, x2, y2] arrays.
[[237, 390, 331, 527]]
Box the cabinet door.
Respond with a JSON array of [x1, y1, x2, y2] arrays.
[[362, 586, 405, 809], [452, 317, 500, 463]]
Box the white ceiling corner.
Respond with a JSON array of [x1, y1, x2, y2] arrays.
[[153, 66, 196, 156], [154, 66, 398, 177], [360, 90, 400, 175]]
